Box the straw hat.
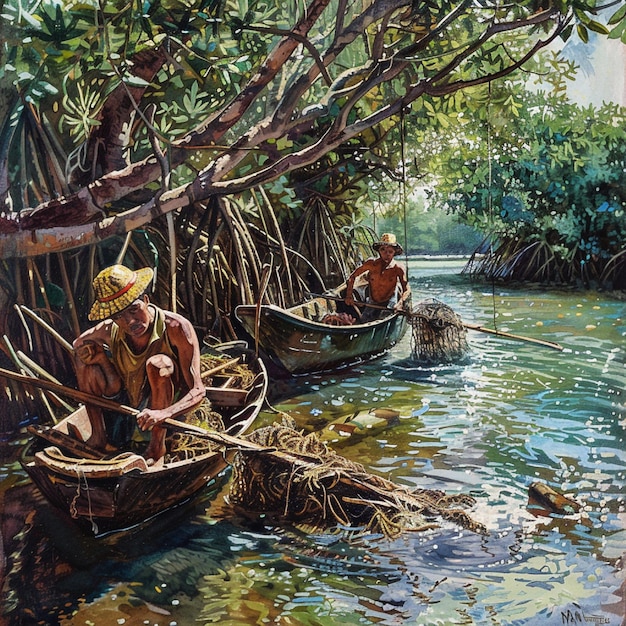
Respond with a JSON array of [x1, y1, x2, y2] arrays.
[[88, 265, 154, 321], [372, 233, 403, 256]]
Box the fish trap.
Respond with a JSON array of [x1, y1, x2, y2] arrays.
[[409, 298, 468, 363]]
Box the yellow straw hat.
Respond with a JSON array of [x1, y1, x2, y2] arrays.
[[372, 233, 403, 256], [88, 265, 154, 321]]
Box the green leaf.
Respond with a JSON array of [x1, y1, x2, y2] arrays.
[[608, 3, 626, 25], [123, 75, 150, 87], [608, 19, 626, 41], [586, 20, 610, 35]]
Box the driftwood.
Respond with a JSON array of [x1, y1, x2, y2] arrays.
[[528, 482, 581, 515]]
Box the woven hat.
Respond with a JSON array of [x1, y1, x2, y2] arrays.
[[88, 265, 154, 321], [372, 233, 403, 256]]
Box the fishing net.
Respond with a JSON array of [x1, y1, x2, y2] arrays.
[[199, 353, 256, 388], [167, 398, 225, 462], [167, 352, 255, 462], [409, 298, 468, 363], [229, 417, 486, 538]]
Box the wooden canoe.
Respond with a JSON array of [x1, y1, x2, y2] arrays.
[[20, 344, 268, 536], [235, 293, 408, 375]]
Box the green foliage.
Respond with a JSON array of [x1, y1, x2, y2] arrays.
[[369, 190, 483, 255], [2, 0, 626, 286], [424, 80, 626, 285]]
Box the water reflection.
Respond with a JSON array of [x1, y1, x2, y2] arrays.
[[1, 260, 624, 625]]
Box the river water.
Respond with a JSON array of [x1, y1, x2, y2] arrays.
[[1, 259, 624, 626]]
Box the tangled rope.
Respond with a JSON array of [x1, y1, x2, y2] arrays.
[[167, 354, 257, 461], [229, 418, 486, 538], [199, 353, 256, 388], [167, 398, 226, 462], [409, 299, 468, 363]]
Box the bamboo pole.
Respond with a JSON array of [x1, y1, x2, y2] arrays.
[[0, 367, 138, 415], [16, 305, 74, 353], [16, 350, 75, 412], [13, 302, 34, 352], [2, 337, 58, 423], [254, 264, 272, 357], [199, 357, 241, 381], [0, 356, 240, 414]]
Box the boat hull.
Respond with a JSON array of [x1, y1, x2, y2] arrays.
[[23, 445, 229, 535], [235, 300, 407, 374], [21, 345, 267, 536]]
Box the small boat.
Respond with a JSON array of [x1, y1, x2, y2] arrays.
[[235, 291, 408, 375], [20, 344, 267, 536]]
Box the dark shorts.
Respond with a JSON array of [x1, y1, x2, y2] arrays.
[[102, 392, 149, 449]]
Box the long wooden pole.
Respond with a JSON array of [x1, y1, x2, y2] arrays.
[[16, 305, 74, 354], [8, 367, 486, 532], [254, 263, 272, 357], [312, 294, 564, 351], [1, 365, 300, 455], [0, 356, 241, 415], [0, 366, 139, 415]]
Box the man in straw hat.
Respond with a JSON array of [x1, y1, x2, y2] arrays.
[[344, 233, 411, 321], [72, 265, 205, 462]]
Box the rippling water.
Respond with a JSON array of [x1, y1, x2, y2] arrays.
[[1, 259, 624, 626]]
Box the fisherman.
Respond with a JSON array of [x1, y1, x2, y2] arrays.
[[72, 264, 205, 463], [344, 233, 411, 321]]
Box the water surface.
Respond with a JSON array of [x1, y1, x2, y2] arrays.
[[1, 259, 624, 625]]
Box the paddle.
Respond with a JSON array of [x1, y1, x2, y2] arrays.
[[311, 294, 563, 351]]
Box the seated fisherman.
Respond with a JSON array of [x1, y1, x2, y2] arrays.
[[344, 233, 411, 321], [72, 264, 205, 462]]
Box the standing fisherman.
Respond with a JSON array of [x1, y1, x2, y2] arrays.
[[344, 233, 411, 321], [72, 265, 205, 463]]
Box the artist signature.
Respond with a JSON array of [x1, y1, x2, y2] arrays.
[[560, 604, 610, 625]]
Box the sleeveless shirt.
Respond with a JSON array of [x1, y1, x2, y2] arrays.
[[109, 305, 183, 407]]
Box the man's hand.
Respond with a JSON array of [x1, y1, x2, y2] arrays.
[[136, 407, 170, 431], [74, 340, 108, 365]]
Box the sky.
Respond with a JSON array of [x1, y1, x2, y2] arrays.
[[562, 30, 626, 107]]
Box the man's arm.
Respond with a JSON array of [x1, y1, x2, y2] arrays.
[[73, 320, 123, 398], [151, 313, 205, 421], [345, 260, 372, 305], [394, 270, 411, 311]]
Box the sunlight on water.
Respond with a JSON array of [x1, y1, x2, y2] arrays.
[[0, 259, 624, 625]]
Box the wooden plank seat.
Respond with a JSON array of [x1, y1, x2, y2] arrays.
[[35, 446, 149, 478]]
